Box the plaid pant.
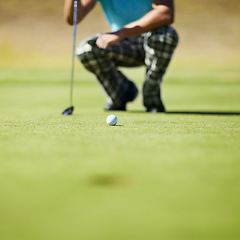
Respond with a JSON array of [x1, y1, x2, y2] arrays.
[[76, 26, 178, 109]]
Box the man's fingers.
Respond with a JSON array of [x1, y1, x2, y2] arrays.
[[96, 37, 109, 49], [96, 33, 121, 49]]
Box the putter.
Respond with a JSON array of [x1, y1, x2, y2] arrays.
[[62, 0, 79, 116]]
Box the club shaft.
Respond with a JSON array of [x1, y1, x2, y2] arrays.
[[70, 0, 79, 106]]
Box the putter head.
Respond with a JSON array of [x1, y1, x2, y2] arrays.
[[62, 106, 74, 116]]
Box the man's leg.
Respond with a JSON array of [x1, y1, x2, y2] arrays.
[[76, 35, 144, 110], [143, 26, 179, 112]]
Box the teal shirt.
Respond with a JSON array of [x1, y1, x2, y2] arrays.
[[97, 0, 153, 31]]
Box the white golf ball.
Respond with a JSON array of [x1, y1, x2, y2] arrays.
[[106, 115, 118, 126]]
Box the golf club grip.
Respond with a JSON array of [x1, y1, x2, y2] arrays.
[[73, 0, 78, 26]]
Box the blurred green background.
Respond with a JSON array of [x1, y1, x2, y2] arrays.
[[1, 0, 240, 68]]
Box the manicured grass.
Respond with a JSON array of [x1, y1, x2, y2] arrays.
[[0, 66, 240, 240]]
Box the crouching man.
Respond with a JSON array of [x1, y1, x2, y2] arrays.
[[64, 0, 178, 112]]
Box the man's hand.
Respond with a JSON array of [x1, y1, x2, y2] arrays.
[[64, 0, 96, 25], [96, 33, 122, 49]]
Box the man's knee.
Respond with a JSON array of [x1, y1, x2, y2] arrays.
[[144, 26, 178, 54], [76, 35, 111, 74], [76, 35, 99, 62]]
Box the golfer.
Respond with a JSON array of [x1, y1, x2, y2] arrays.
[[64, 0, 178, 112]]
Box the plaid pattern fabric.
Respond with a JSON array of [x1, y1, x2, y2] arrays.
[[76, 26, 178, 109]]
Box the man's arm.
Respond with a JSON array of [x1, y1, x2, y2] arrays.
[[96, 0, 174, 49], [64, 0, 96, 25]]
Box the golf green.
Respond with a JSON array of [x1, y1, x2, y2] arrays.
[[0, 66, 239, 240]]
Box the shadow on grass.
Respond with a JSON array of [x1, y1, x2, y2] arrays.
[[128, 110, 240, 116], [167, 111, 240, 116], [88, 174, 130, 187]]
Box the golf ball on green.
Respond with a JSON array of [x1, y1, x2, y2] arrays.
[[106, 115, 118, 126]]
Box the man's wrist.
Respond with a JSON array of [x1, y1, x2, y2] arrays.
[[114, 28, 130, 40], [114, 25, 143, 40]]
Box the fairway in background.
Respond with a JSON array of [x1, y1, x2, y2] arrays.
[[0, 0, 240, 68]]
